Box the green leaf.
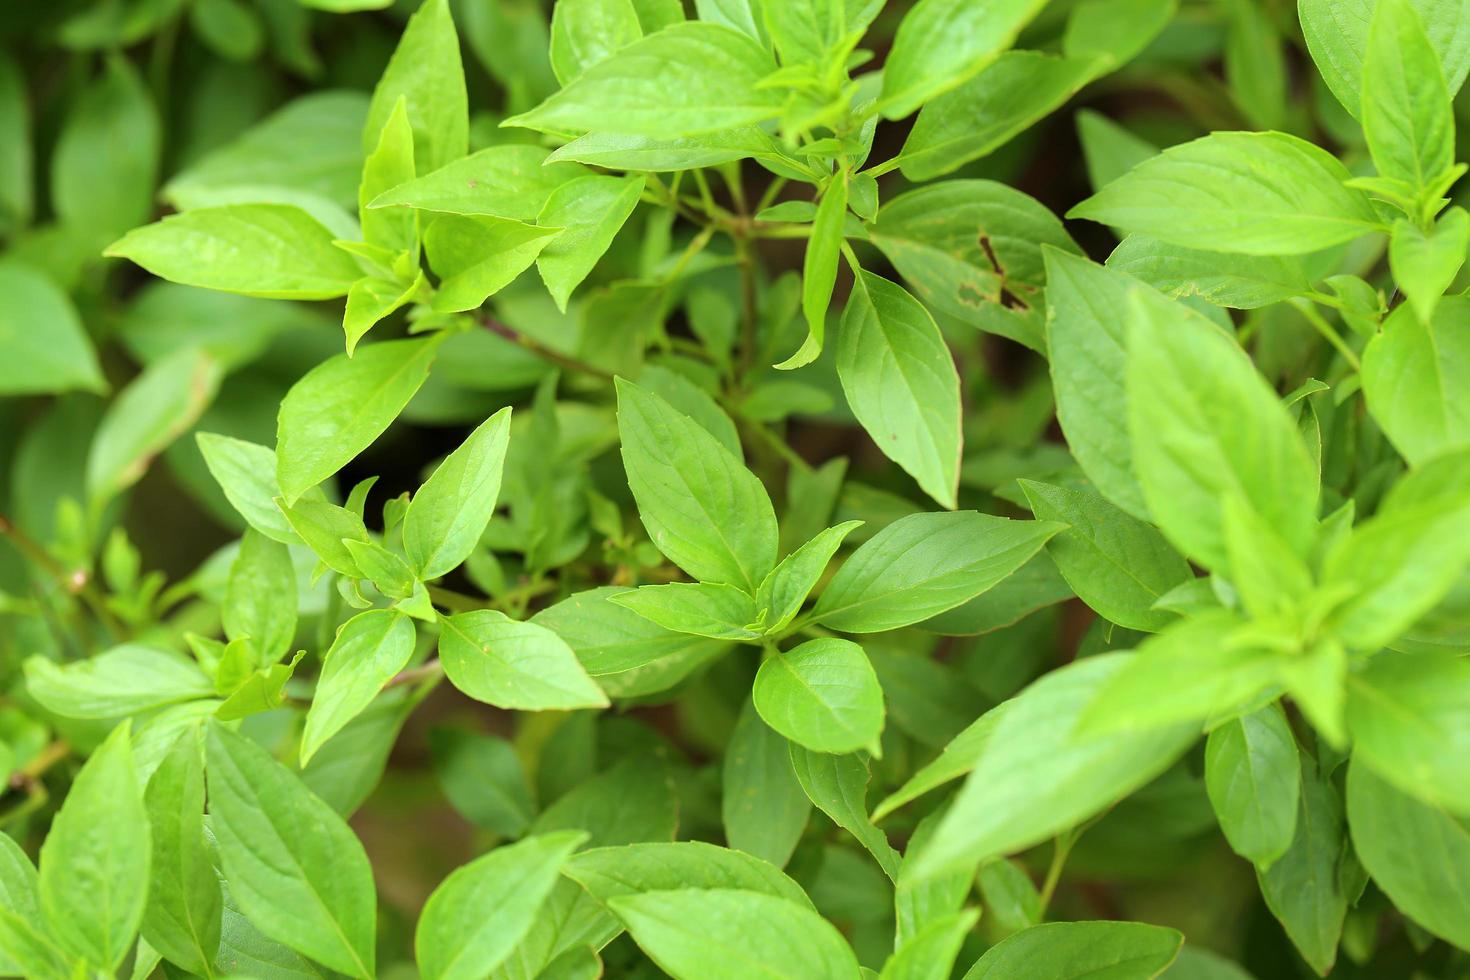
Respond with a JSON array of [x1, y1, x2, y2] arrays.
[[0, 54, 32, 231], [1107, 234, 1313, 310], [897, 53, 1097, 182], [753, 638, 884, 755], [1019, 479, 1189, 632], [425, 214, 562, 312], [1362, 296, 1470, 465], [0, 833, 71, 980], [1204, 703, 1300, 867], [1321, 450, 1470, 649], [537, 174, 644, 311], [959, 920, 1183, 979], [607, 888, 862, 980], [1256, 755, 1348, 975], [275, 335, 441, 504], [1068, 132, 1381, 255], [1126, 287, 1318, 571], [142, 728, 222, 976], [1389, 209, 1468, 325], [880, 910, 978, 980], [610, 582, 762, 640], [1043, 250, 1181, 518], [616, 377, 778, 591], [911, 654, 1197, 881], [430, 728, 535, 837], [86, 347, 223, 507], [205, 721, 376, 978], [438, 609, 609, 710], [278, 496, 371, 577], [550, 0, 644, 84], [722, 699, 811, 868], [0, 261, 105, 395], [52, 57, 158, 236], [359, 97, 417, 257], [302, 610, 416, 764], [404, 407, 512, 579], [1361, 0, 1456, 200], [532, 587, 730, 698], [224, 528, 298, 664], [343, 273, 423, 355], [880, 0, 1050, 119], [1301, 0, 1470, 117], [531, 754, 678, 847], [1077, 612, 1279, 735], [547, 127, 792, 172], [1346, 759, 1470, 951], [755, 521, 862, 635], [777, 172, 847, 370], [364, 0, 466, 175], [1346, 650, 1470, 814], [564, 840, 813, 907], [38, 722, 149, 972], [1220, 493, 1314, 620], [788, 746, 900, 878], [371, 145, 587, 219], [197, 433, 303, 545], [812, 511, 1062, 633], [417, 832, 587, 980], [870, 181, 1079, 353], [162, 91, 368, 213], [25, 645, 212, 719], [836, 271, 962, 508], [105, 204, 363, 299], [506, 22, 783, 138]]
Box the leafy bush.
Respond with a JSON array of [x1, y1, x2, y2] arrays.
[[1, 0, 1468, 977]]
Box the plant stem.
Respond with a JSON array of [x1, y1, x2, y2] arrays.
[[1290, 298, 1362, 371], [0, 514, 125, 641], [384, 659, 444, 691], [475, 313, 615, 381]]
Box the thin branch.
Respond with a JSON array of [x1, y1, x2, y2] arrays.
[[475, 313, 615, 381]]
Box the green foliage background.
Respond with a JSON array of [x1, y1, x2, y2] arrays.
[[1, 0, 1469, 978]]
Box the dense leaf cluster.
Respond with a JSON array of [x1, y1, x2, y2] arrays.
[[1, 0, 1469, 977]]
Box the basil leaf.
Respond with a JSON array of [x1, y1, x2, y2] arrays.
[[836, 271, 962, 508], [777, 172, 847, 370], [754, 638, 884, 755], [608, 888, 862, 980], [505, 23, 784, 138], [1204, 703, 1300, 867], [537, 174, 643, 311], [959, 920, 1182, 979], [25, 645, 213, 719], [1346, 759, 1470, 951], [364, 0, 466, 175], [564, 841, 813, 906], [417, 832, 588, 980], [812, 512, 1062, 633], [550, 0, 644, 84], [722, 699, 811, 868], [788, 746, 900, 879], [1362, 297, 1470, 465], [370, 145, 587, 219], [1068, 132, 1381, 255], [617, 377, 778, 591], [197, 433, 303, 544], [755, 521, 862, 635], [1361, 0, 1456, 199], [439, 609, 609, 710], [142, 728, 222, 976], [205, 721, 377, 978], [105, 204, 363, 299], [302, 610, 416, 764], [0, 262, 105, 396], [610, 582, 763, 640], [1019, 479, 1189, 632], [910, 654, 1196, 881], [404, 406, 512, 580], [275, 335, 441, 504], [1126, 287, 1318, 572], [425, 215, 563, 312], [223, 528, 298, 664], [1300, 0, 1470, 117], [38, 722, 149, 972], [880, 0, 1050, 119]]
